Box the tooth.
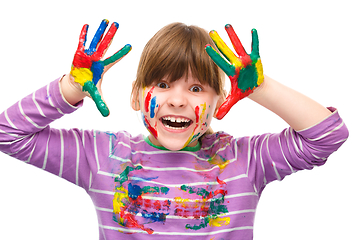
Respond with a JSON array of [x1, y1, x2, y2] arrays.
[[176, 118, 181, 123], [170, 117, 176, 122]]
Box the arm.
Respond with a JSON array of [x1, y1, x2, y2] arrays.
[[248, 75, 331, 131], [0, 20, 131, 188]]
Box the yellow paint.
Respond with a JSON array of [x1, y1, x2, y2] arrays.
[[208, 152, 230, 173], [182, 103, 207, 148], [255, 60, 264, 87], [199, 103, 206, 122], [209, 216, 231, 227], [209, 31, 243, 68], [113, 186, 128, 214], [70, 67, 93, 86]]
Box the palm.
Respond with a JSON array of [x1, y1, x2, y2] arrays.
[[206, 25, 264, 120], [70, 19, 131, 117]]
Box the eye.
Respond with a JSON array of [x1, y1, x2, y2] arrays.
[[157, 82, 169, 89], [190, 85, 203, 93]]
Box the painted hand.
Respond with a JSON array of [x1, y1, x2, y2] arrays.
[[205, 25, 264, 120], [70, 19, 132, 117]]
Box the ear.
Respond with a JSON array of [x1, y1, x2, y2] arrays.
[[131, 81, 141, 111], [213, 90, 226, 119]]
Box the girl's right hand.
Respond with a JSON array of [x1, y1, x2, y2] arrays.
[[69, 19, 132, 117]]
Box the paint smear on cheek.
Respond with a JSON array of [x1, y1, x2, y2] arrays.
[[144, 87, 155, 113], [144, 115, 158, 139], [150, 97, 157, 118], [183, 103, 207, 148]]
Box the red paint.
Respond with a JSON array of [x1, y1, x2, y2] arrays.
[[195, 106, 200, 123], [144, 86, 155, 112], [216, 68, 253, 120], [72, 22, 119, 69], [120, 212, 154, 234], [225, 24, 252, 67], [216, 177, 227, 186], [214, 189, 227, 196], [144, 116, 158, 138]]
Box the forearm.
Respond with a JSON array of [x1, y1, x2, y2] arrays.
[[248, 75, 332, 131]]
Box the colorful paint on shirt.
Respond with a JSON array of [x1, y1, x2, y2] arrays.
[[113, 166, 171, 234]]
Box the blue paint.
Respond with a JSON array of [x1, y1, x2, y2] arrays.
[[85, 19, 109, 56], [141, 210, 168, 223], [150, 97, 157, 118], [90, 61, 104, 85], [128, 183, 142, 200]]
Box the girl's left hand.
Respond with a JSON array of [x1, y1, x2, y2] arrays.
[[206, 25, 264, 120]]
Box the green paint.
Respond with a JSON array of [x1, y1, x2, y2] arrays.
[[180, 185, 210, 198], [250, 28, 260, 61], [103, 44, 132, 66], [237, 64, 259, 92], [205, 45, 236, 77], [141, 186, 170, 195], [83, 81, 110, 117], [161, 187, 170, 194], [185, 217, 210, 230], [115, 166, 143, 185]]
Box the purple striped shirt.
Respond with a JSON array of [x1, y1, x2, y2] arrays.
[[0, 79, 349, 239]]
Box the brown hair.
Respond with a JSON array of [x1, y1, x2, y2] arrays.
[[132, 22, 225, 96]]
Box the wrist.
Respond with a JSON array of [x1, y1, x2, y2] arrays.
[[60, 74, 86, 105], [248, 74, 268, 100]]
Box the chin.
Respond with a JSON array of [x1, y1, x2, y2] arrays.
[[161, 141, 187, 151]]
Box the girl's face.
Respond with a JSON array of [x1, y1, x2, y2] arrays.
[[133, 73, 223, 151]]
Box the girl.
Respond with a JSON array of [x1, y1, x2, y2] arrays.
[[0, 20, 348, 239]]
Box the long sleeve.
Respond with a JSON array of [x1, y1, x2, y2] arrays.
[[241, 107, 349, 194], [0, 78, 94, 189]]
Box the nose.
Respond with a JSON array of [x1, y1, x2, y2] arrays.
[[167, 87, 187, 108]]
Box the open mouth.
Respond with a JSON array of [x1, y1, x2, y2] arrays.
[[161, 116, 192, 130]]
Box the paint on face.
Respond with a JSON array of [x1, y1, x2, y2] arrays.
[[150, 97, 157, 118], [182, 103, 208, 148], [143, 113, 158, 139], [142, 87, 159, 138], [144, 86, 155, 113]]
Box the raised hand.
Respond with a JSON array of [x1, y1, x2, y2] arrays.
[[205, 25, 264, 120], [70, 19, 132, 117]]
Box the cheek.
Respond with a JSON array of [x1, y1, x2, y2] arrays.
[[141, 87, 160, 138], [190, 103, 214, 142]]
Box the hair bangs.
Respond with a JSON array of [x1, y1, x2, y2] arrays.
[[133, 22, 224, 96]]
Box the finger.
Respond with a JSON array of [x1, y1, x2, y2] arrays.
[[209, 30, 243, 68], [225, 24, 247, 58], [83, 81, 110, 117], [95, 22, 120, 59], [77, 24, 89, 52], [250, 28, 260, 59], [103, 44, 132, 66], [86, 19, 109, 56], [205, 44, 236, 77]]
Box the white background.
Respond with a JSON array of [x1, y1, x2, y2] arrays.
[[0, 0, 358, 239]]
